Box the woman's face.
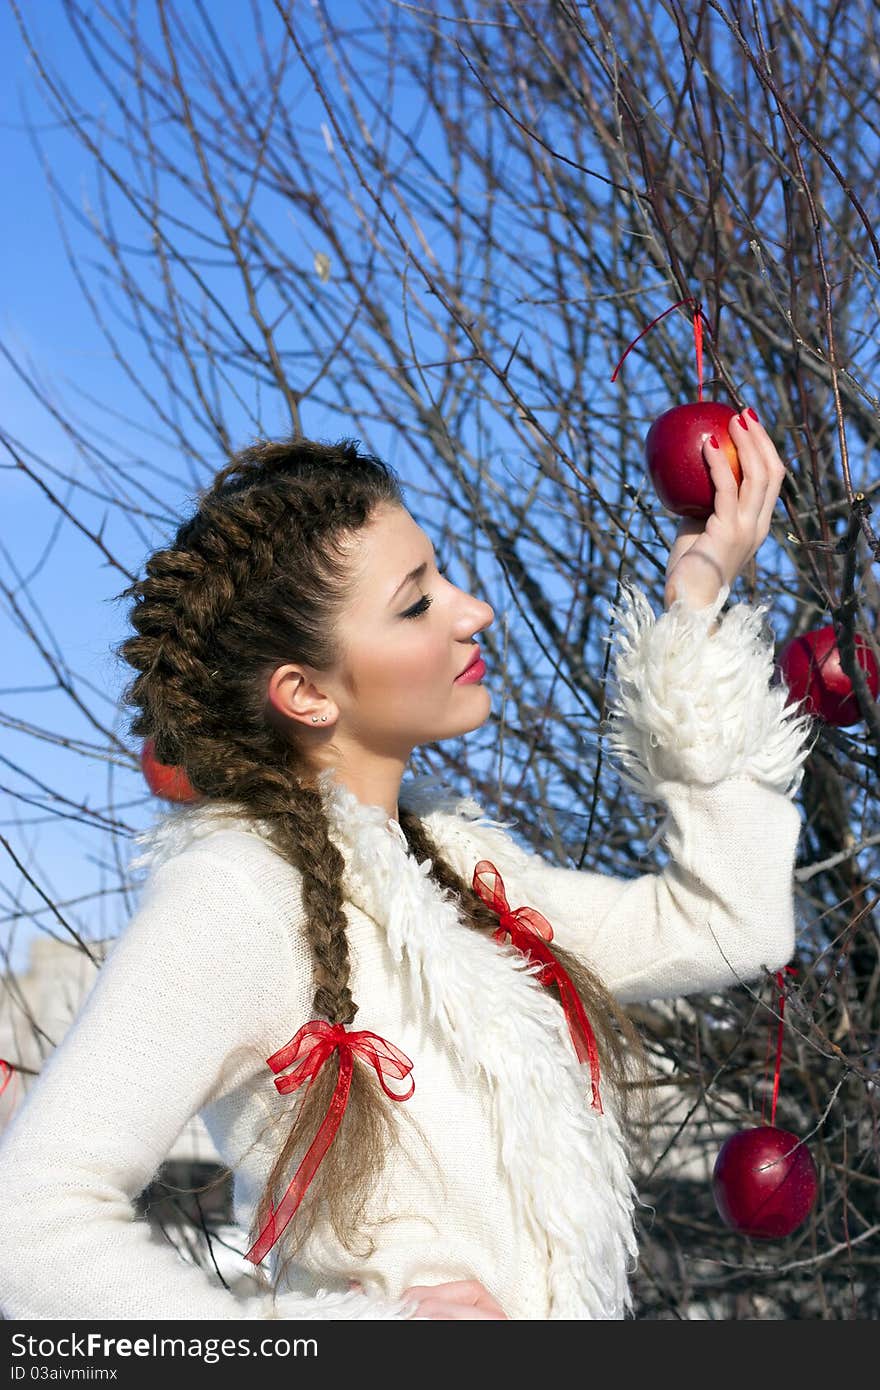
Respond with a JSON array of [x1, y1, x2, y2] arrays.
[[268, 504, 495, 764]]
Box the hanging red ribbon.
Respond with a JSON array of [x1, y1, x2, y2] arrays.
[[610, 295, 710, 402], [693, 307, 704, 402], [0, 1059, 17, 1104], [472, 859, 604, 1114], [244, 1020, 415, 1266], [761, 965, 797, 1127]]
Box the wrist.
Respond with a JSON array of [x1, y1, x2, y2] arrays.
[[664, 551, 725, 610], [664, 578, 723, 635]]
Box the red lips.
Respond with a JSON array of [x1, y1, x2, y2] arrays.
[[457, 646, 481, 677]]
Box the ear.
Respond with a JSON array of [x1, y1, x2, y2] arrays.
[[267, 663, 329, 721]]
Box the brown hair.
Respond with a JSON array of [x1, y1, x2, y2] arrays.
[[115, 434, 652, 1291]]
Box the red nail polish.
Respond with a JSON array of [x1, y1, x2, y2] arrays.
[[737, 413, 748, 430], [709, 434, 719, 449], [747, 407, 759, 422]]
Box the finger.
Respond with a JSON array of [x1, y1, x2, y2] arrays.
[[744, 410, 788, 499], [737, 407, 788, 479], [733, 409, 786, 540], [702, 432, 740, 522], [729, 411, 773, 523], [753, 470, 786, 548]]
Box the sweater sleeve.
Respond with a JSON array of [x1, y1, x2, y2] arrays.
[[0, 848, 419, 1321], [461, 581, 819, 1004]]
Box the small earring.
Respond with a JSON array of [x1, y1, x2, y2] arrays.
[[311, 714, 329, 723]]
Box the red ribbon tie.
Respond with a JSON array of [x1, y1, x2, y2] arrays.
[[472, 859, 603, 1113], [244, 1020, 414, 1266]]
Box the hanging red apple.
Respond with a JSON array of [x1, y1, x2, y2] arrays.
[[140, 737, 199, 802], [712, 1125, 818, 1239], [645, 401, 743, 520], [776, 624, 879, 727]]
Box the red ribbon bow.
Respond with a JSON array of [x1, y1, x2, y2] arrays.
[[244, 1020, 414, 1266], [472, 859, 604, 1114]]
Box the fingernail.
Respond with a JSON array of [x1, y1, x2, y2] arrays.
[[737, 413, 748, 430], [709, 434, 719, 449], [747, 407, 759, 422]]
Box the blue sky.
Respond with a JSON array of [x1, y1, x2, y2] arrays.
[[2, 2, 551, 979], [2, 4, 136, 974], [0, 3, 394, 974]]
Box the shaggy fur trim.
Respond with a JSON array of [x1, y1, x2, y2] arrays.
[[126, 796, 260, 876], [601, 578, 818, 801]]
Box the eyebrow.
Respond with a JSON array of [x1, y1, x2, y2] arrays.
[[388, 561, 428, 606]]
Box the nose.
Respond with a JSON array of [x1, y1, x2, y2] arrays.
[[476, 599, 494, 631], [456, 593, 493, 642]]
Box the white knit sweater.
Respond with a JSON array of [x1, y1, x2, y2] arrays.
[[0, 580, 816, 1321]]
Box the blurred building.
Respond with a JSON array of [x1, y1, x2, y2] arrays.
[[0, 934, 265, 1298]]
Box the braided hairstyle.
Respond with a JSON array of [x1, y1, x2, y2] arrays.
[[115, 434, 651, 1288]]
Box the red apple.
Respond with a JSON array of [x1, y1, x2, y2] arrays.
[[645, 401, 743, 519], [775, 624, 879, 727], [140, 738, 199, 802], [713, 1125, 818, 1239]]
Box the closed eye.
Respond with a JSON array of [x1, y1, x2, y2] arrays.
[[401, 555, 447, 619], [402, 595, 432, 619]]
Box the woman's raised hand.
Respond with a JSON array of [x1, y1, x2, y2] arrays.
[[663, 406, 788, 611]]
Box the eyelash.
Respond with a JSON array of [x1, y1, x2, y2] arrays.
[[402, 560, 447, 619]]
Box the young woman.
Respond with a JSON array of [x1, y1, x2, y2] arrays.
[[0, 416, 815, 1321]]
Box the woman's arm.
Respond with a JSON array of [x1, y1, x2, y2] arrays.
[[460, 411, 816, 1003], [453, 580, 817, 1005], [0, 847, 418, 1321], [510, 774, 804, 1005]]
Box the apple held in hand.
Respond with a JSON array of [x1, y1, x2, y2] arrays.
[[140, 737, 199, 802], [776, 625, 879, 727], [645, 401, 743, 519], [713, 1126, 818, 1240]]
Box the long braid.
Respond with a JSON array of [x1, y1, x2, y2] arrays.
[[117, 438, 414, 1285]]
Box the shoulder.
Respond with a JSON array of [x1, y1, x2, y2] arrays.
[[128, 800, 315, 905], [127, 798, 285, 879], [122, 805, 314, 985]]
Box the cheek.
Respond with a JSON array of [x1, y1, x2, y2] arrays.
[[403, 626, 450, 686], [368, 625, 450, 695]]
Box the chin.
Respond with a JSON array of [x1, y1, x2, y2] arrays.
[[455, 698, 493, 736], [410, 690, 492, 746]]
